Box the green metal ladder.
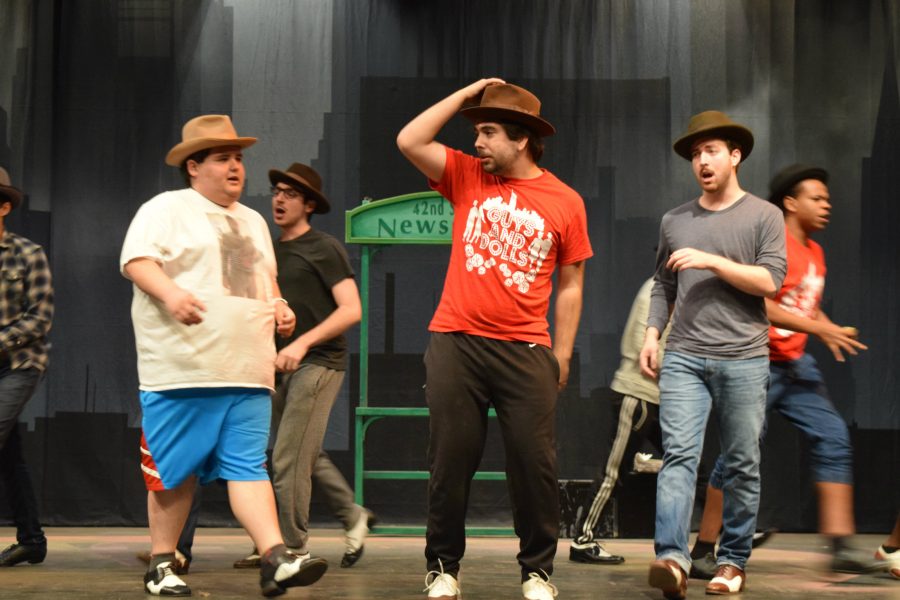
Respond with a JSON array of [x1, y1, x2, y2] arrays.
[[345, 191, 513, 536]]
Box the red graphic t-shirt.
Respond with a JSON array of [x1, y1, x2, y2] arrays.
[[428, 147, 593, 346], [768, 227, 826, 361]]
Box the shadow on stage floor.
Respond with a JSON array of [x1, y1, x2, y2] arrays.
[[0, 529, 897, 599]]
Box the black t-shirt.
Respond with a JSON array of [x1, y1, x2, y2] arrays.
[[275, 228, 355, 370]]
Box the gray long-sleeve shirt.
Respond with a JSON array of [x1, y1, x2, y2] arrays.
[[648, 193, 786, 359]]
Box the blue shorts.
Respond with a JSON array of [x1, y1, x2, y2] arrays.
[[139, 387, 271, 491]]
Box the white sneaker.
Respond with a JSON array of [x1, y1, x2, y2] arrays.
[[633, 452, 662, 473], [424, 560, 460, 599], [522, 571, 558, 600], [875, 545, 900, 578]]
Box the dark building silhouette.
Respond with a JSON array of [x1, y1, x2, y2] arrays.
[[859, 11, 900, 429]]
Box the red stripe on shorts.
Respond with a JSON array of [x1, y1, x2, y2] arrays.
[[140, 431, 166, 491]]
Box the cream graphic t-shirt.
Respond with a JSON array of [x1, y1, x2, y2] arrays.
[[121, 188, 277, 391]]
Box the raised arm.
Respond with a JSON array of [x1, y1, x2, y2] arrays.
[[396, 78, 505, 181]]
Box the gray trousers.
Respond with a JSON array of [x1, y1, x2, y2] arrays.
[[271, 363, 362, 552]]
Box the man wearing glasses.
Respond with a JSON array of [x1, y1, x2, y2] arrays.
[[258, 162, 373, 568]]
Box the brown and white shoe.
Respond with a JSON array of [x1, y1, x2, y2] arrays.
[[648, 559, 688, 600], [233, 547, 260, 569], [705, 564, 745, 595], [136, 549, 190, 575]]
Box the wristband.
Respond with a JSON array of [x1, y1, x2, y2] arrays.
[[273, 297, 289, 307]]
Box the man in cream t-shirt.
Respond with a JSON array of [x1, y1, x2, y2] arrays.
[[120, 115, 328, 597]]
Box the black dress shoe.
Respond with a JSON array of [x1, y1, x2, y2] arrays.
[[340, 509, 377, 568], [0, 543, 47, 566], [751, 528, 777, 549], [569, 542, 625, 564], [341, 545, 364, 568]]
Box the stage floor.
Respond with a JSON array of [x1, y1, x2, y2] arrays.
[[0, 528, 897, 599]]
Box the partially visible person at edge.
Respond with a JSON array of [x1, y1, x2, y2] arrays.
[[640, 111, 786, 599], [397, 78, 592, 600], [877, 514, 900, 579], [120, 114, 328, 597], [568, 277, 670, 567], [0, 167, 53, 568]]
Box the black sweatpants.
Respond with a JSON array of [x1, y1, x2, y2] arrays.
[[424, 332, 560, 581]]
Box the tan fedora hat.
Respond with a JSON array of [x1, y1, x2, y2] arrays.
[[0, 167, 23, 209], [165, 115, 257, 166], [460, 83, 555, 137], [268, 162, 330, 214], [672, 110, 754, 162]]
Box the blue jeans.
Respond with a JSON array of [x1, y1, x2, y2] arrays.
[[709, 352, 852, 490], [0, 365, 46, 546], [654, 351, 768, 573]]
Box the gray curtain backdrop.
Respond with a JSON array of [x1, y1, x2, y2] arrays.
[[1, 0, 897, 530]]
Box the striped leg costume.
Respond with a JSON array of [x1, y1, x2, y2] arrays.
[[571, 395, 661, 561]]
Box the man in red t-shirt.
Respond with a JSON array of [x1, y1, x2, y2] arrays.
[[397, 79, 592, 600], [692, 164, 882, 577]]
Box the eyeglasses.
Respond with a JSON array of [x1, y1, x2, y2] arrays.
[[270, 186, 301, 199]]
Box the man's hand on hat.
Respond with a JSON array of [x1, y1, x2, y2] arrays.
[[460, 77, 507, 102], [164, 288, 207, 325]]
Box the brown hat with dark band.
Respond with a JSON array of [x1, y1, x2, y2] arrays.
[[268, 163, 330, 214], [460, 83, 555, 137], [0, 167, 23, 210], [165, 115, 257, 166], [672, 110, 754, 162]]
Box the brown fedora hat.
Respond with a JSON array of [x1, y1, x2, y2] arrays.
[[672, 110, 754, 162], [0, 167, 23, 210], [165, 115, 257, 166], [768, 163, 828, 207], [460, 83, 555, 137], [268, 162, 330, 214]]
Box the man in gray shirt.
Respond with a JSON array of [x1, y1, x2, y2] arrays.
[[639, 111, 786, 599]]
